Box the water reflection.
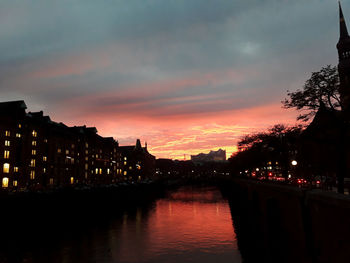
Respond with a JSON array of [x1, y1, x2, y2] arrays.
[[0, 186, 241, 263]]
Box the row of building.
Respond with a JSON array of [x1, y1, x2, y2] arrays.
[[0, 100, 155, 190]]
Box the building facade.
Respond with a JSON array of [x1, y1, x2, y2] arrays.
[[0, 101, 155, 190]]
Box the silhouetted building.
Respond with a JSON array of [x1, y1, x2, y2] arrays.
[[0, 100, 155, 190], [299, 3, 350, 186], [191, 149, 226, 163], [338, 2, 350, 112], [119, 140, 156, 181]]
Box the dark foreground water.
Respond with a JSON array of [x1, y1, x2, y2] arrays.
[[0, 186, 242, 263]]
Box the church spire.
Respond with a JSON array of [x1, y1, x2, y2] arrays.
[[339, 1, 349, 40]]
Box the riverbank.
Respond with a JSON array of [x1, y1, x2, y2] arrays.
[[221, 177, 350, 263]]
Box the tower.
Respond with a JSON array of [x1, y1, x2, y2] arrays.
[[337, 2, 350, 111]]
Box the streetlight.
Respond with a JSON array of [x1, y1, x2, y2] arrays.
[[291, 160, 297, 166]]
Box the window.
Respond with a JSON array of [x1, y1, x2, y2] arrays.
[[70, 177, 74, 184], [85, 150, 88, 155], [123, 171, 127, 176], [129, 166, 132, 170], [44, 139, 48, 143], [3, 163, 9, 173], [85, 172, 88, 179], [43, 168, 46, 173], [124, 161, 127, 165], [85, 164, 88, 170], [18, 124, 21, 128], [71, 144, 75, 149], [49, 178, 54, 185], [14, 167, 18, 172], [16, 133, 21, 138], [66, 150, 69, 154], [13, 180, 17, 187], [85, 157, 88, 161], [124, 157, 127, 160], [85, 143, 88, 148], [99, 168, 102, 175], [30, 171, 35, 180], [57, 148, 61, 153], [4, 151, 9, 159], [30, 159, 35, 167], [5, 131, 10, 137], [4, 140, 10, 146], [32, 141, 37, 146], [95, 168, 98, 174], [32, 130, 37, 137], [43, 156, 47, 161], [32, 149, 36, 155], [107, 168, 110, 174], [2, 177, 8, 188]]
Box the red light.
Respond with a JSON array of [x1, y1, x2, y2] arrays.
[[316, 180, 320, 184], [297, 179, 302, 184], [268, 172, 273, 177]]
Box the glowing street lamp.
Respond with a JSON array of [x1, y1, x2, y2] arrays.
[[291, 160, 297, 166]]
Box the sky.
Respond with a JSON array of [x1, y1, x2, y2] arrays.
[[0, 0, 343, 159]]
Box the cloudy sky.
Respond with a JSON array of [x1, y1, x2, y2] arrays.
[[0, 0, 343, 159]]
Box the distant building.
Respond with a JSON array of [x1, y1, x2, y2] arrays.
[[191, 149, 226, 163], [0, 100, 155, 190]]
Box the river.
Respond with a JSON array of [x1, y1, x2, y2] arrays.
[[0, 186, 242, 263]]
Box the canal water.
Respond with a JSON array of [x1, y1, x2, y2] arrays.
[[0, 186, 242, 263]]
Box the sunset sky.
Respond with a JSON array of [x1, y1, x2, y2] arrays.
[[0, 0, 343, 159]]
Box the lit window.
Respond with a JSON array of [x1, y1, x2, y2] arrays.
[[49, 178, 54, 185], [57, 148, 61, 153], [71, 144, 75, 149], [16, 133, 21, 138], [129, 166, 132, 170], [5, 131, 10, 137], [32, 149, 36, 155], [3, 163, 9, 173], [123, 171, 127, 176], [2, 177, 8, 188], [85, 157, 88, 161], [4, 150, 9, 159], [43, 168, 46, 173], [66, 150, 69, 154], [85, 172, 88, 179], [96, 154, 98, 158], [4, 140, 10, 146], [124, 157, 127, 160], [124, 162, 127, 165], [44, 139, 48, 143], [30, 171, 35, 180], [30, 159, 35, 167], [71, 158, 74, 164], [14, 167, 18, 172], [32, 141, 37, 146], [99, 168, 102, 175], [32, 130, 37, 137], [85, 143, 88, 148], [70, 177, 74, 184], [13, 180, 17, 187], [107, 168, 110, 174], [18, 124, 21, 128], [85, 150, 88, 155], [95, 168, 98, 174], [43, 156, 47, 161], [85, 164, 88, 170]]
